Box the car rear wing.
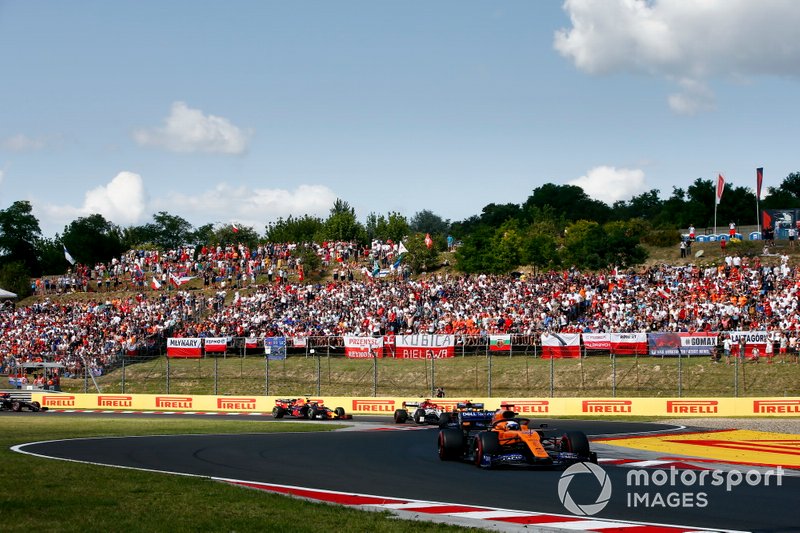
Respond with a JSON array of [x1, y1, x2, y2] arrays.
[[456, 401, 484, 410], [402, 401, 421, 408], [457, 410, 493, 429]]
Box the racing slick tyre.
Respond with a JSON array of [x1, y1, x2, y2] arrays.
[[413, 409, 425, 424], [474, 431, 501, 467], [301, 406, 310, 419], [11, 401, 22, 412], [561, 431, 591, 458], [30, 401, 41, 412], [393, 409, 408, 424], [272, 406, 286, 419], [334, 407, 346, 418], [308, 407, 320, 420], [437, 412, 451, 428], [438, 428, 464, 461]]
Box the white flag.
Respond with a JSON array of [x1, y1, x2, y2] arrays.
[[63, 246, 76, 265], [398, 241, 409, 254]]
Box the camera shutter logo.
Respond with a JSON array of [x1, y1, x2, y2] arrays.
[[557, 462, 612, 516]]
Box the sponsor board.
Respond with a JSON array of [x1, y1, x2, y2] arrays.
[[351, 399, 395, 413], [98, 395, 133, 408], [26, 394, 800, 417], [667, 400, 719, 415]]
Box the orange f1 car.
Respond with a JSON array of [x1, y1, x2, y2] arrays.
[[438, 406, 597, 468]]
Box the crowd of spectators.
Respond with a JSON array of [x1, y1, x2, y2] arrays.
[[5, 241, 800, 378]]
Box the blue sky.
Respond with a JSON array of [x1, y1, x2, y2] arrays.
[[1, 0, 799, 238]]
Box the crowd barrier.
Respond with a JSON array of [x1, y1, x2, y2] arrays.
[[30, 393, 800, 417]]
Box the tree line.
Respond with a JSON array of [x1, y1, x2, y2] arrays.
[[1, 172, 797, 296]]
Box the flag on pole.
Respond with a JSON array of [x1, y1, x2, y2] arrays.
[[151, 277, 161, 290], [756, 167, 763, 199], [398, 241, 409, 255], [63, 246, 76, 265], [424, 233, 433, 249], [169, 273, 195, 287], [232, 223, 239, 233], [716, 174, 725, 205]]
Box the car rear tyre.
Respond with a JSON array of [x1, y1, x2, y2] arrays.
[[413, 409, 425, 424], [394, 409, 408, 424], [309, 408, 319, 420], [272, 406, 285, 419], [561, 431, 591, 458], [437, 412, 451, 428], [438, 428, 464, 461]]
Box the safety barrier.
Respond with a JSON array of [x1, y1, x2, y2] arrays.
[[30, 393, 800, 417]]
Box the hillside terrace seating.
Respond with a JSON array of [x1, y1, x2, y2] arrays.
[[8, 246, 800, 375]]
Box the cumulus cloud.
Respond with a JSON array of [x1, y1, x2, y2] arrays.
[[43, 171, 149, 226], [554, 0, 800, 112], [133, 101, 251, 154], [568, 165, 647, 204], [2, 134, 47, 152], [153, 183, 337, 229], [40, 172, 338, 235]]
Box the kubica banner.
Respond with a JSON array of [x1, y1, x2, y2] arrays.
[[647, 332, 718, 356]]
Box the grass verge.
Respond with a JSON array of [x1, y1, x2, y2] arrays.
[[65, 354, 800, 397], [0, 416, 469, 533]]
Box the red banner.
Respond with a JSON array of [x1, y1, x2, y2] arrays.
[[394, 334, 455, 359], [203, 337, 227, 353], [344, 336, 384, 358], [167, 338, 202, 358], [610, 333, 648, 355], [541, 333, 580, 359]]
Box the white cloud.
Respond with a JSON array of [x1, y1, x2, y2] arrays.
[[42, 171, 149, 227], [153, 183, 337, 229], [554, 0, 800, 111], [569, 165, 647, 204], [40, 172, 338, 236], [2, 134, 47, 152], [133, 101, 251, 154], [667, 79, 716, 115]]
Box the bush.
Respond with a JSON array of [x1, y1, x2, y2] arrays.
[[642, 229, 681, 247]]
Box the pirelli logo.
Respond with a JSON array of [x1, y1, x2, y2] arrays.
[[351, 399, 395, 412], [582, 400, 632, 413], [155, 396, 193, 409], [434, 401, 460, 410], [42, 395, 75, 407], [217, 398, 257, 410], [666, 400, 719, 414], [98, 395, 133, 408], [753, 399, 800, 414], [502, 400, 549, 414]]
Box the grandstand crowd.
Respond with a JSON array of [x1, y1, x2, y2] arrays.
[[3, 240, 800, 379]]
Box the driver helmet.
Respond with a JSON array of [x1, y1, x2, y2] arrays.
[[506, 420, 520, 431]]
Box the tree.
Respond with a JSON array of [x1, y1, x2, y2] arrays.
[[523, 184, 612, 224], [410, 209, 450, 236], [0, 261, 31, 298], [266, 215, 324, 242], [404, 233, 440, 274], [212, 224, 259, 248], [0, 200, 43, 276], [150, 212, 194, 249], [323, 198, 365, 242], [374, 212, 410, 243], [61, 214, 125, 267]]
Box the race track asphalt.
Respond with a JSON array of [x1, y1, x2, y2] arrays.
[[16, 418, 799, 532]]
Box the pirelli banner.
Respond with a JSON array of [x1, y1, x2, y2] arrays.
[[28, 393, 800, 417]]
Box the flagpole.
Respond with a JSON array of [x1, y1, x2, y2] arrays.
[[756, 167, 762, 235]]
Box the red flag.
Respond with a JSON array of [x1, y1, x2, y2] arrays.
[[716, 174, 725, 205], [232, 224, 239, 233], [756, 167, 763, 199], [424, 233, 433, 249]]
